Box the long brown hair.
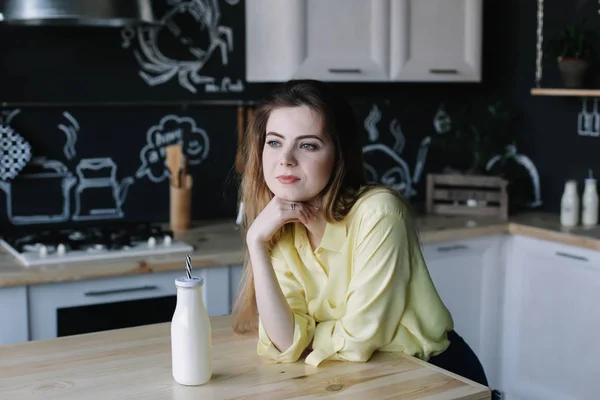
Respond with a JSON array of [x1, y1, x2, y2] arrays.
[[232, 80, 368, 333]]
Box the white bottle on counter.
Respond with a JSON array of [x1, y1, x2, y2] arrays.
[[560, 180, 579, 228], [171, 275, 212, 386], [582, 178, 599, 227]]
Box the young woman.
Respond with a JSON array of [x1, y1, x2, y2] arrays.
[[232, 79, 489, 386]]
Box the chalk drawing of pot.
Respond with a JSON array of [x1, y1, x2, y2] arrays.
[[0, 157, 76, 225], [72, 158, 134, 221]]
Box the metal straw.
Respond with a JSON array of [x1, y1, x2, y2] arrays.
[[185, 255, 192, 279]]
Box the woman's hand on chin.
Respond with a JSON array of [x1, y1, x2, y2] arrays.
[[246, 196, 319, 245]]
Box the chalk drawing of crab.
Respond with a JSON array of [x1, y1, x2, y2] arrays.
[[122, 0, 243, 93]]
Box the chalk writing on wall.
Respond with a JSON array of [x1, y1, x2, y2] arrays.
[[121, 0, 244, 94], [136, 114, 210, 183]]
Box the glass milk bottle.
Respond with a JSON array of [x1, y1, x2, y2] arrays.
[[582, 177, 599, 227], [560, 180, 579, 228], [171, 274, 212, 386]]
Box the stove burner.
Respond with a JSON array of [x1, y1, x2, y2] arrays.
[[0, 222, 192, 267], [3, 223, 175, 254]]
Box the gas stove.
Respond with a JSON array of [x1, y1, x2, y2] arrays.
[[0, 223, 194, 267]]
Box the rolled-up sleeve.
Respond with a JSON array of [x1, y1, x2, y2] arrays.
[[257, 246, 315, 363], [305, 212, 412, 367]]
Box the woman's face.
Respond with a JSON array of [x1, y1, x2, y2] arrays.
[[262, 106, 335, 203]]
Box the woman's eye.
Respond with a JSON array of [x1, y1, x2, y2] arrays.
[[266, 140, 281, 147], [300, 143, 318, 150]]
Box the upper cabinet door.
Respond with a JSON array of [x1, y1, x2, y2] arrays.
[[390, 0, 482, 82], [246, 0, 390, 82], [246, 0, 307, 82], [296, 0, 390, 81]]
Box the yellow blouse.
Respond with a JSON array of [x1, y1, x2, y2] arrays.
[[257, 187, 454, 367]]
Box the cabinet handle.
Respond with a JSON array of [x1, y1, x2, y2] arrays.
[[328, 68, 362, 74], [429, 69, 459, 74], [436, 244, 468, 252], [84, 285, 159, 297], [555, 251, 588, 262]]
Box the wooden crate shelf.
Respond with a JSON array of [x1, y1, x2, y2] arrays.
[[530, 88, 600, 97], [426, 173, 509, 220]]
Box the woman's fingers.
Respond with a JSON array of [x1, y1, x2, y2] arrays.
[[278, 202, 316, 224]]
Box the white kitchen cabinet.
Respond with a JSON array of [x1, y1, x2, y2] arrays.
[[422, 235, 506, 390], [246, 0, 481, 83], [229, 264, 243, 313], [390, 0, 482, 82], [0, 286, 29, 345], [246, 0, 390, 82], [28, 267, 231, 341], [502, 236, 600, 400]]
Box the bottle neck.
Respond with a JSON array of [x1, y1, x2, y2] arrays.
[[565, 181, 577, 195], [176, 286, 204, 307], [584, 180, 597, 192]]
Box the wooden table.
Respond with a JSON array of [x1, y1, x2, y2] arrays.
[[0, 316, 491, 399]]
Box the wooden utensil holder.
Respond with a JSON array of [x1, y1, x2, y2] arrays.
[[170, 184, 192, 231]]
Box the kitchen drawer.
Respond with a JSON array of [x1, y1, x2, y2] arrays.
[[421, 235, 506, 263], [510, 234, 600, 268]]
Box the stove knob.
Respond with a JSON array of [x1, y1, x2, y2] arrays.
[[147, 236, 156, 248], [163, 235, 172, 246], [57, 244, 66, 256], [39, 245, 48, 257]]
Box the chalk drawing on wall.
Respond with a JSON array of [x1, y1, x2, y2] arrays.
[[413, 103, 452, 186], [121, 0, 244, 94], [0, 157, 77, 225], [486, 144, 543, 208], [362, 103, 454, 198], [0, 109, 32, 181], [1, 111, 139, 225], [136, 114, 210, 183], [2, 109, 22, 126], [73, 158, 135, 221], [0, 110, 77, 225], [363, 143, 413, 196], [362, 105, 416, 197], [58, 112, 80, 160]]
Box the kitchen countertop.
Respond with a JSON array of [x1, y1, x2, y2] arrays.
[[1, 211, 600, 288], [0, 315, 491, 400]]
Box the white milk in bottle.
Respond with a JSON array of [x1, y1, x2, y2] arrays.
[[171, 261, 212, 386], [582, 170, 599, 227], [560, 180, 579, 228]]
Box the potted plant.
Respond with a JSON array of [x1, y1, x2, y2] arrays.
[[543, 22, 600, 88]]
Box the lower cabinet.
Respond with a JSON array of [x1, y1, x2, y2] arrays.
[[0, 286, 29, 345], [502, 235, 600, 400], [422, 235, 506, 391], [28, 267, 232, 341], [228, 264, 244, 313]]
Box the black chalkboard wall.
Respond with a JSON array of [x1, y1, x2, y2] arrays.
[[1, 0, 599, 234]]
